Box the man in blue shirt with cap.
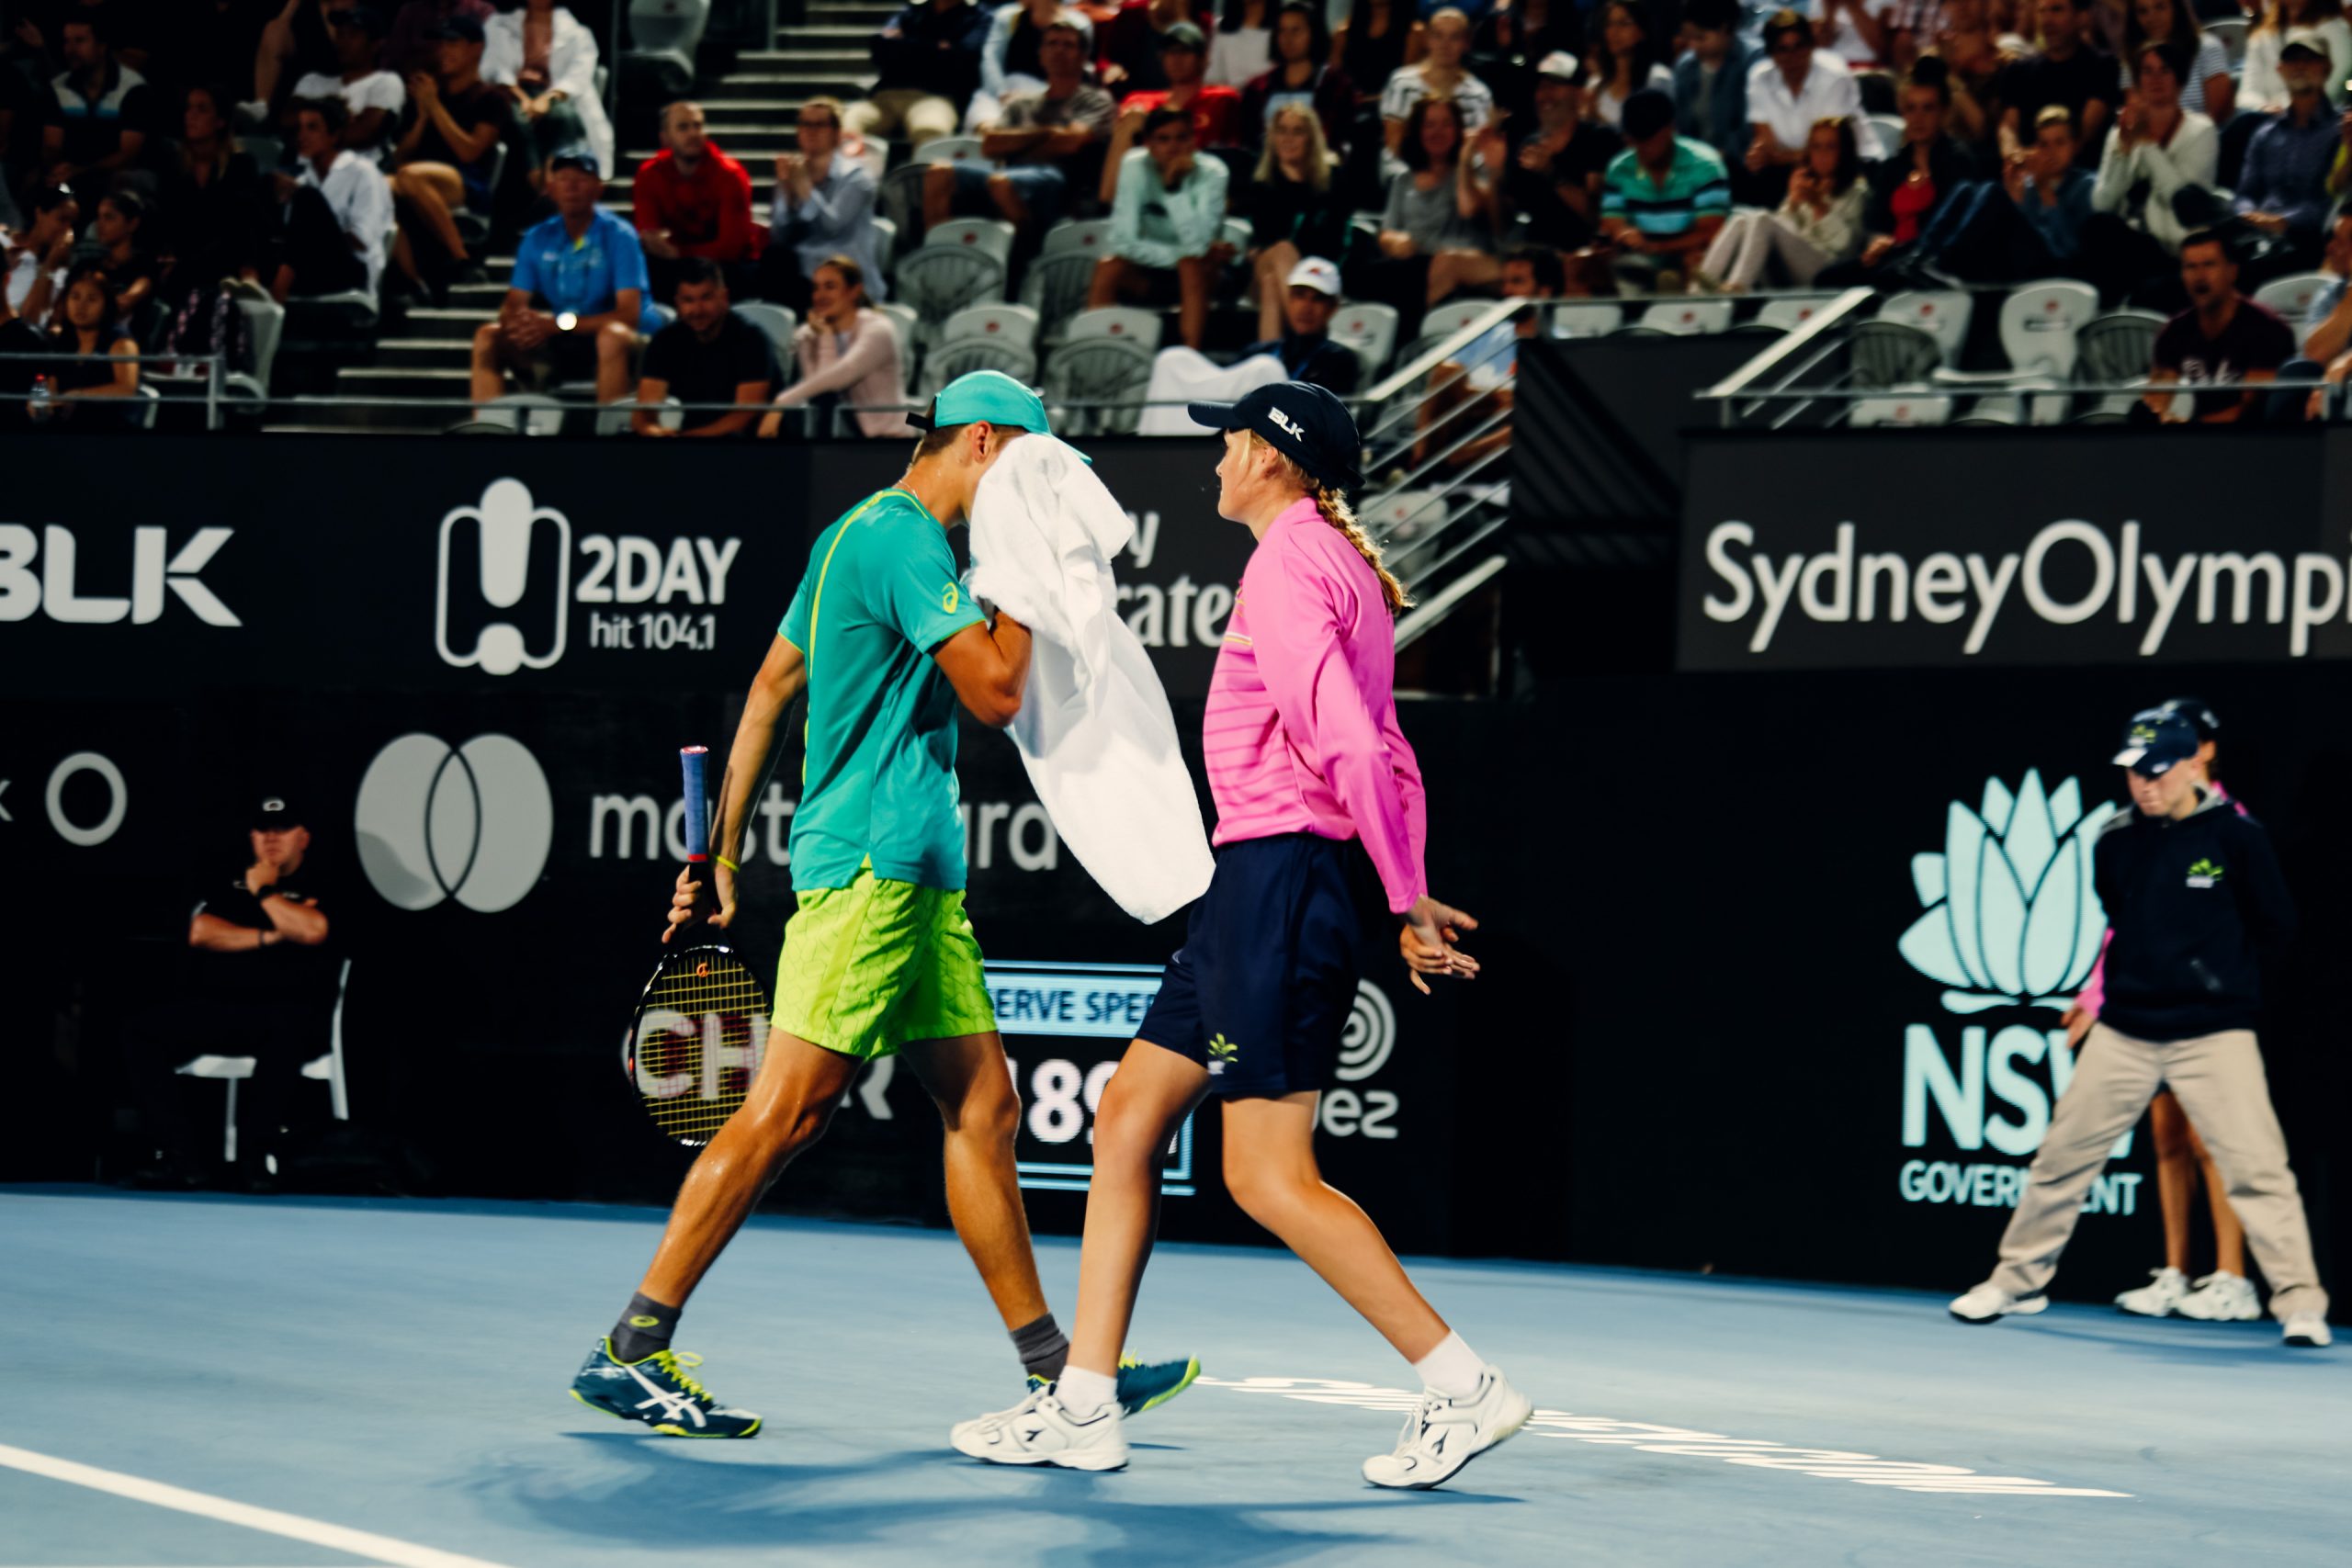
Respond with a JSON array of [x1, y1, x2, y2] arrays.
[[1950, 708, 2331, 1348], [469, 144, 660, 409]]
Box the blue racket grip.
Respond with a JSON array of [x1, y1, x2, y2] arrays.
[[680, 745, 710, 863]]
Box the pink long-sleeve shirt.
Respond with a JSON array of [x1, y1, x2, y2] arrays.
[[1203, 496, 1428, 914]]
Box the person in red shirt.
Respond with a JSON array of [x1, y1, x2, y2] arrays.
[[1113, 21, 1243, 152], [631, 100, 761, 301]]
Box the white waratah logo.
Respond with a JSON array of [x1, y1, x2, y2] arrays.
[[354, 733, 552, 912], [436, 479, 571, 676], [1898, 771, 2116, 1015], [1334, 980, 1396, 1082], [1267, 406, 1305, 440]]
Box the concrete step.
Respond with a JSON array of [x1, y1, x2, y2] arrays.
[[335, 365, 475, 399], [374, 336, 479, 367], [405, 306, 498, 341], [805, 2, 899, 20], [767, 24, 878, 42], [278, 392, 459, 432], [260, 421, 421, 435], [738, 47, 871, 66]]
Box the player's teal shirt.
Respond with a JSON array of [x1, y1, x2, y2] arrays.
[[778, 488, 986, 892]]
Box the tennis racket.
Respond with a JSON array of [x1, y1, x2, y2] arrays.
[[622, 745, 770, 1147]]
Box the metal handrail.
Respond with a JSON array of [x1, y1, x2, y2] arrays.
[[1698, 288, 1875, 417], [1360, 299, 1524, 448]]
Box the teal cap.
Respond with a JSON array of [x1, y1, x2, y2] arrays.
[[909, 369, 1051, 434]]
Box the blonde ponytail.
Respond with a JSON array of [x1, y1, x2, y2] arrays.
[[1248, 434, 1413, 615]]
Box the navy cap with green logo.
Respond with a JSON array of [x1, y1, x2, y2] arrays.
[[908, 369, 1054, 434], [2158, 694, 2221, 742], [1186, 380, 1362, 491], [2113, 708, 2200, 776]]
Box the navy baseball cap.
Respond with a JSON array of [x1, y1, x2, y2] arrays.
[[1186, 380, 1362, 491], [432, 14, 485, 41], [548, 144, 603, 177], [253, 794, 303, 829], [2158, 695, 2221, 742], [2113, 709, 2200, 776]]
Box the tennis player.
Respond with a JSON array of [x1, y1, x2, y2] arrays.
[[950, 383, 1532, 1485], [571, 372, 1197, 1437]]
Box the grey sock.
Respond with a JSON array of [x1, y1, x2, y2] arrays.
[[1011, 1311, 1069, 1382], [609, 1292, 680, 1364]]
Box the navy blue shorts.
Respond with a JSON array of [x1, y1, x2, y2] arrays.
[[1137, 834, 1376, 1098]]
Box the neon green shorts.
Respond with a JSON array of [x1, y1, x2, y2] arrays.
[[772, 867, 997, 1060]]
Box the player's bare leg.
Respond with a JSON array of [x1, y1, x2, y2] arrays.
[[900, 1032, 1047, 1329]]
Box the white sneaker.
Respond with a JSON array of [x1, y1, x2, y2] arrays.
[[2282, 1314, 2333, 1348], [1361, 1365, 1532, 1490], [2175, 1271, 2263, 1322], [1948, 1282, 2051, 1324], [2115, 1266, 2191, 1317], [949, 1386, 1128, 1471]]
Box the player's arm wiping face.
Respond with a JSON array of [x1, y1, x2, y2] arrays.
[[875, 529, 1028, 728]]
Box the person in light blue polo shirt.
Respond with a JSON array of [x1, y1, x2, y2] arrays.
[[469, 145, 659, 408]]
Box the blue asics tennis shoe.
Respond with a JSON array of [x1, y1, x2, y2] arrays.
[[570, 1339, 763, 1438], [1023, 1352, 1201, 1416]]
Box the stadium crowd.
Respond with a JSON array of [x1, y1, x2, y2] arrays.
[[4, 0, 2351, 431]]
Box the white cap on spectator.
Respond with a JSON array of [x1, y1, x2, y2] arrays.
[[1536, 51, 1580, 81], [1286, 256, 1342, 297], [2281, 25, 2332, 60]]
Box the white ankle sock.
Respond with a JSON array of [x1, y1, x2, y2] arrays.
[[1055, 1365, 1118, 1418], [1412, 1332, 1484, 1400]]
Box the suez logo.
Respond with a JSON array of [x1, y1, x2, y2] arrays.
[[1894, 771, 2141, 1216], [353, 733, 553, 913], [1113, 509, 1235, 651], [0, 525, 239, 626], [435, 479, 741, 675], [585, 783, 1063, 874], [1700, 519, 2352, 657]]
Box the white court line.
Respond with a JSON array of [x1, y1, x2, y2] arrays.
[[0, 1443, 518, 1568]]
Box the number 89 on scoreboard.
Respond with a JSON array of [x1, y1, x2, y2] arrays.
[[989, 962, 1195, 1197]]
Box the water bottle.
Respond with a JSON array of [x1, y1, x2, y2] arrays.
[[28, 374, 51, 425]]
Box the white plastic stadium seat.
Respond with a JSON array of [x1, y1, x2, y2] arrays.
[[1061, 306, 1162, 352], [1420, 299, 1501, 343], [220, 292, 286, 413], [919, 135, 989, 166], [1550, 300, 1623, 337], [1020, 251, 1099, 344], [1329, 301, 1399, 376], [1866, 114, 1905, 155], [1638, 298, 1735, 334], [1849, 393, 1953, 427], [2206, 15, 2248, 65], [479, 391, 569, 435], [176, 1055, 258, 1162], [2254, 271, 2328, 325], [1041, 218, 1114, 256], [733, 302, 797, 366], [1879, 290, 1973, 365], [1994, 279, 2098, 375], [894, 243, 1008, 343], [919, 338, 1038, 398], [924, 217, 1017, 270], [1042, 335, 1156, 436], [1755, 296, 1831, 333], [1363, 488, 1446, 543], [935, 301, 1039, 352]]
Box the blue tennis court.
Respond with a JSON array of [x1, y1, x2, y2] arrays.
[[4, 1187, 2343, 1568]]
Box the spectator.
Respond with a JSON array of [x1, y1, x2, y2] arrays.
[[29, 265, 141, 426], [1503, 51, 1620, 253], [760, 254, 912, 437], [386, 0, 493, 76], [1099, 0, 1206, 92], [2142, 230, 2293, 421], [1381, 7, 1492, 155], [483, 0, 614, 187], [273, 95, 395, 299], [3, 186, 77, 326], [1600, 86, 1730, 293], [972, 0, 1096, 128], [387, 14, 515, 295], [1583, 0, 1672, 131], [1472, 0, 1577, 127], [633, 258, 775, 438], [159, 85, 268, 288], [1817, 62, 1979, 285], [1358, 94, 1500, 310], [1412, 243, 1562, 472], [1206, 0, 1274, 89], [1109, 20, 1245, 153], [1240, 2, 1352, 154], [1336, 0, 1423, 122], [0, 31, 44, 230], [2298, 201, 2352, 364], [762, 97, 882, 312], [2083, 39, 2217, 306], [849, 0, 992, 152], [2242, 0, 2352, 114], [1697, 114, 1866, 289], [1242, 102, 1354, 336], [1746, 10, 1878, 206], [632, 101, 760, 303], [1925, 0, 2015, 154], [88, 188, 157, 320], [290, 6, 405, 158], [1804, 0, 1897, 66], [2120, 0, 2231, 123], [1091, 106, 1232, 347], [1673, 0, 1758, 173], [130, 0, 277, 114], [1997, 0, 2115, 162], [2228, 35, 2340, 276], [926, 18, 1114, 233], [129, 795, 337, 1188], [1238, 253, 1360, 391], [40, 10, 154, 209], [250, 0, 364, 122], [469, 145, 652, 408], [1908, 102, 2095, 279]]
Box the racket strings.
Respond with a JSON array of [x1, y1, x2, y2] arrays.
[[634, 952, 767, 1145]]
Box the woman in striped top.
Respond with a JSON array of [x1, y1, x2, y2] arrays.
[[951, 382, 1531, 1489]]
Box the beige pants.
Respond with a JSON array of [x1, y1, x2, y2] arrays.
[[842, 89, 960, 150], [1988, 1023, 2328, 1320]]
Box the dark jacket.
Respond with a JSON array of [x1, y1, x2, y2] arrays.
[[2094, 791, 2297, 1043], [1862, 137, 1982, 238], [1237, 328, 1361, 394], [872, 0, 991, 107], [1672, 43, 1756, 171]]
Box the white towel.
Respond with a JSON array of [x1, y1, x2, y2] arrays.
[[1135, 348, 1291, 435], [967, 434, 1215, 924]]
